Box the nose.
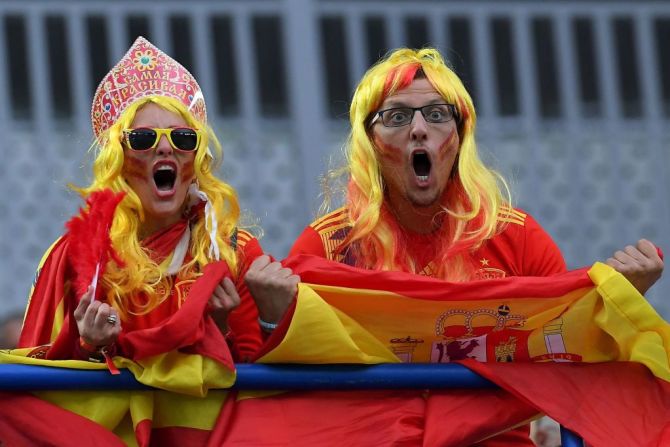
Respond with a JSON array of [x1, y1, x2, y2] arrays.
[[155, 133, 173, 155], [409, 109, 428, 141]]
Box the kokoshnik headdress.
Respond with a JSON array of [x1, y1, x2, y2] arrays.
[[91, 36, 207, 138], [90, 36, 220, 262]]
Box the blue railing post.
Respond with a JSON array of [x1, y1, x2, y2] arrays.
[[560, 426, 585, 447]]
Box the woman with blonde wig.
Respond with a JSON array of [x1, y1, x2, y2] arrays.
[[19, 37, 299, 369]]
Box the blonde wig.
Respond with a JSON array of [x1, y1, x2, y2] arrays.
[[78, 96, 240, 317], [334, 47, 512, 280]]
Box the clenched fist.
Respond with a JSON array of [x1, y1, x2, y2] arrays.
[[244, 255, 300, 326], [208, 276, 241, 333], [606, 239, 664, 295]]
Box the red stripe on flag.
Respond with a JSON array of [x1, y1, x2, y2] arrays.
[[208, 389, 539, 446], [149, 426, 211, 446], [462, 360, 670, 447], [283, 254, 594, 301], [424, 389, 537, 446], [0, 391, 124, 446], [208, 390, 426, 445]]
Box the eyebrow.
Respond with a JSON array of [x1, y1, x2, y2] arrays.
[[381, 97, 447, 109]]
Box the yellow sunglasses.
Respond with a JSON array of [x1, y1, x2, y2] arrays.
[[123, 127, 201, 152]]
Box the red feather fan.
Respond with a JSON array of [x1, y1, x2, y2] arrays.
[[65, 189, 126, 300]]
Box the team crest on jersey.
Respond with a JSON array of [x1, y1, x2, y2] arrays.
[[474, 258, 506, 279], [174, 279, 195, 303], [155, 278, 196, 305]]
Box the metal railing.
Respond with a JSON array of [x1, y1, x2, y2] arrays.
[[0, 362, 584, 446]]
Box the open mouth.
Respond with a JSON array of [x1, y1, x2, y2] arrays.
[[412, 151, 431, 181], [153, 164, 177, 191]]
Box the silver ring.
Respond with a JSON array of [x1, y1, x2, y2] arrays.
[[106, 314, 118, 325]]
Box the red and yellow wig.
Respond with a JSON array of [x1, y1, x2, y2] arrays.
[[78, 96, 240, 317], [334, 48, 512, 281]]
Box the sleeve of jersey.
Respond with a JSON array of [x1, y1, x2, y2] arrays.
[[521, 213, 567, 276], [288, 226, 327, 258], [228, 234, 264, 362]]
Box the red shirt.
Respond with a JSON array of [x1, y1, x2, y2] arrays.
[[20, 223, 264, 362], [120, 227, 264, 359], [289, 206, 566, 279], [288, 206, 565, 446]]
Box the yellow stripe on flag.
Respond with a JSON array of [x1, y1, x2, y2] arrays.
[[259, 263, 670, 385], [258, 283, 399, 364], [50, 298, 65, 341], [126, 351, 235, 397], [39, 389, 132, 430], [0, 349, 235, 443], [589, 262, 670, 381], [0, 349, 235, 397], [152, 390, 228, 429]]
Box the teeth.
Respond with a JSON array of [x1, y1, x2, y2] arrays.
[[417, 176, 428, 181], [156, 165, 174, 172]]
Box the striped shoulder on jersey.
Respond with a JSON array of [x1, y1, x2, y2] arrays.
[[311, 207, 350, 233], [235, 228, 255, 248], [498, 205, 526, 226], [310, 207, 353, 261]]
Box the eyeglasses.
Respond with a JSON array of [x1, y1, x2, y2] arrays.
[[122, 127, 201, 152], [369, 103, 458, 127]]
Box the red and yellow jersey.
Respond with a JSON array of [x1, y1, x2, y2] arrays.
[[289, 206, 566, 280], [19, 224, 264, 362]]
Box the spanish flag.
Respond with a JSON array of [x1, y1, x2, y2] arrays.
[[2, 243, 237, 447], [3, 255, 670, 446], [210, 255, 670, 446]]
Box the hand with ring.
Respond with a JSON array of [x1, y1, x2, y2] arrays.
[[73, 285, 122, 347]]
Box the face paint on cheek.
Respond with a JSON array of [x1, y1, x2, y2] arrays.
[[437, 128, 459, 162], [180, 160, 195, 184], [373, 136, 404, 163], [123, 156, 149, 181]]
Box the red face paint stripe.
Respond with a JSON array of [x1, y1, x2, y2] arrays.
[[123, 156, 148, 181], [438, 128, 459, 162], [373, 136, 404, 163]]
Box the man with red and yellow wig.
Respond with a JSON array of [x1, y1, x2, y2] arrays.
[[288, 48, 664, 445]]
